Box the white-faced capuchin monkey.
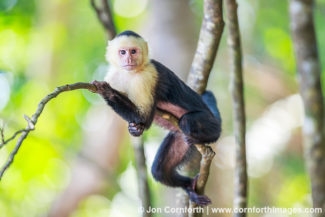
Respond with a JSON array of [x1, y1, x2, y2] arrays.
[[93, 30, 221, 205]]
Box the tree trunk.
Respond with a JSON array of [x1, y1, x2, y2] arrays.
[[289, 0, 325, 213]]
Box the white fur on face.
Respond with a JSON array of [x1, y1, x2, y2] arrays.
[[106, 36, 149, 70]]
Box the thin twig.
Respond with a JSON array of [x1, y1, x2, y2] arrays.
[[90, 0, 116, 39], [0, 82, 97, 180], [0, 125, 5, 146], [225, 0, 248, 216], [0, 81, 182, 183], [132, 136, 152, 217], [0, 129, 28, 149]]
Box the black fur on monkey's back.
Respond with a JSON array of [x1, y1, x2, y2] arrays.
[[152, 59, 221, 143]]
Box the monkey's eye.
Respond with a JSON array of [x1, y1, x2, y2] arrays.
[[131, 49, 137, 54], [120, 50, 126, 55]]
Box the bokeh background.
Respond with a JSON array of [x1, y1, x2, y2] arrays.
[[0, 0, 325, 216]]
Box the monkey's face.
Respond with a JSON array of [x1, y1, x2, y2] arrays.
[[118, 46, 143, 71], [106, 36, 149, 72]]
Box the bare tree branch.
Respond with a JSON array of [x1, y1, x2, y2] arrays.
[[225, 0, 248, 216], [0, 81, 180, 193], [187, 0, 225, 94], [132, 136, 152, 217], [289, 0, 325, 212], [186, 0, 224, 215], [0, 129, 27, 149], [90, 0, 116, 39], [0, 82, 97, 180], [193, 144, 216, 193], [0, 124, 5, 145]]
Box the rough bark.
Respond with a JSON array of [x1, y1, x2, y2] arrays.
[[187, 0, 224, 216], [289, 0, 325, 213], [187, 0, 225, 94], [225, 1, 248, 216], [132, 136, 152, 217]]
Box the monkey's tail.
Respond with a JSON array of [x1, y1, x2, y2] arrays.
[[201, 90, 222, 124]]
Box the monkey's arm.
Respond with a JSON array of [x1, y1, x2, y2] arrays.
[[92, 80, 146, 136]]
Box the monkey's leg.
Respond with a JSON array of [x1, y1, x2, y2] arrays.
[[151, 132, 191, 187], [179, 111, 221, 144], [151, 131, 211, 205]]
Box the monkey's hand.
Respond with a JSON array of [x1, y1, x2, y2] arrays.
[[128, 122, 145, 137], [92, 80, 113, 96]]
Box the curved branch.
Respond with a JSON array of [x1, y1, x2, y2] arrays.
[[31, 83, 97, 125], [0, 83, 97, 180], [0, 82, 180, 183]]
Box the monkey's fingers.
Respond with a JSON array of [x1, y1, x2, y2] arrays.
[[92, 80, 112, 94]]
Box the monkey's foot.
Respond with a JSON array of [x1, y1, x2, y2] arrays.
[[92, 80, 112, 95], [188, 191, 211, 206], [128, 122, 145, 137], [187, 175, 211, 206]]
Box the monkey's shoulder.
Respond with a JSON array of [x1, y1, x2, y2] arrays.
[[150, 59, 205, 108], [150, 59, 186, 89], [150, 59, 174, 76]]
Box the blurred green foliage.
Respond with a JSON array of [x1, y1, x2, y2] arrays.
[[0, 0, 111, 216], [0, 0, 324, 216]]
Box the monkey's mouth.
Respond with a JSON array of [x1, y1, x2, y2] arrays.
[[123, 65, 137, 70]]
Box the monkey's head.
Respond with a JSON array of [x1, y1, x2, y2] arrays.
[[106, 30, 149, 72]]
